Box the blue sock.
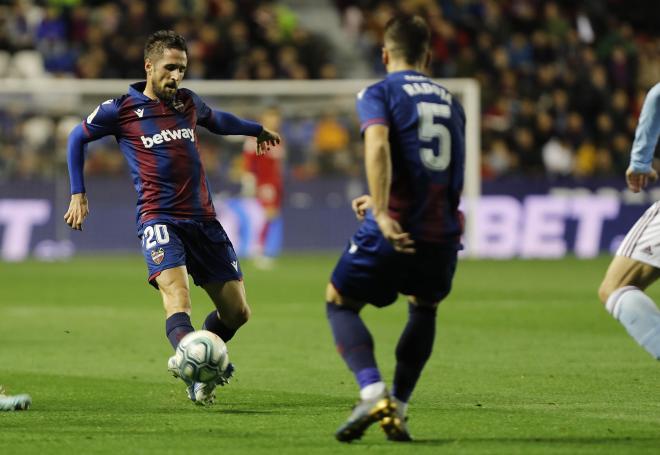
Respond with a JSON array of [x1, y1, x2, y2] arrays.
[[165, 312, 194, 350], [606, 286, 660, 359], [326, 302, 381, 388], [392, 303, 438, 403], [202, 310, 237, 343]]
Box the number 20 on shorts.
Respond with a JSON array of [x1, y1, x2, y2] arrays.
[[143, 224, 170, 249]]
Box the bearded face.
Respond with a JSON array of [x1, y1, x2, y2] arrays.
[[146, 48, 187, 102]]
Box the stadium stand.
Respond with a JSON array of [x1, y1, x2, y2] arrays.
[[0, 0, 658, 181]]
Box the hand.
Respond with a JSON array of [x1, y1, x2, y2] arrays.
[[626, 167, 658, 193], [256, 127, 281, 156], [374, 212, 415, 254], [351, 194, 371, 221], [64, 193, 89, 231]]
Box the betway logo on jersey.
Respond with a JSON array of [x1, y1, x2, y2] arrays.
[[140, 128, 195, 149]]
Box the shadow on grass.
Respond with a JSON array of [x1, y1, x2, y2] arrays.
[[410, 436, 660, 446]]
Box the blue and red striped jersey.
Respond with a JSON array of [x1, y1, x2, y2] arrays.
[[75, 82, 261, 230], [356, 70, 466, 244]]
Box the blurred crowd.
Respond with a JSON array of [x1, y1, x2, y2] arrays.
[[0, 0, 335, 79], [1, 0, 659, 183], [337, 0, 660, 180]]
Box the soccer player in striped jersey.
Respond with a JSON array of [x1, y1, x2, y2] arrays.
[[326, 15, 465, 442], [63, 30, 280, 405], [598, 82, 660, 359]]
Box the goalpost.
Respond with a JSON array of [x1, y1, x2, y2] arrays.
[[0, 78, 480, 253]]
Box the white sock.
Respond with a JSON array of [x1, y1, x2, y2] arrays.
[[393, 397, 408, 416], [360, 381, 386, 400], [606, 286, 660, 359]]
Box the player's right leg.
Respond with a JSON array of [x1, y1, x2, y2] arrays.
[[598, 202, 660, 359], [386, 245, 458, 441], [598, 255, 660, 359], [154, 266, 204, 402]]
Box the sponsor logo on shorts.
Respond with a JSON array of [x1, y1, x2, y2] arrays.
[[151, 247, 165, 265], [231, 260, 239, 271], [642, 245, 653, 255], [348, 241, 358, 254]]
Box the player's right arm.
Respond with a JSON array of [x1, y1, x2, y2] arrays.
[[627, 83, 660, 193], [64, 99, 118, 230]]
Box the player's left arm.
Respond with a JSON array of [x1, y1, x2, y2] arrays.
[[191, 91, 281, 155], [627, 83, 660, 192]]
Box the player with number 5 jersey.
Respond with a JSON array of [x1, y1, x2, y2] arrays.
[[326, 15, 465, 443], [63, 31, 280, 406]]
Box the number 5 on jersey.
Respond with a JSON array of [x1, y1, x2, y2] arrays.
[[143, 224, 170, 249], [417, 101, 452, 171]]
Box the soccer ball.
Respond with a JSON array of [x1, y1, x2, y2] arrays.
[[175, 330, 229, 383]]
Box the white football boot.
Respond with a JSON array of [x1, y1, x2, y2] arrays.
[[0, 386, 31, 411], [167, 356, 234, 406], [189, 362, 235, 406]]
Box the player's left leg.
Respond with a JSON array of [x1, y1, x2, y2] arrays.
[[326, 284, 395, 442], [195, 280, 248, 392], [598, 255, 660, 359], [202, 279, 251, 345]]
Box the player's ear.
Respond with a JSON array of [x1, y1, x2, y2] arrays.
[[145, 58, 153, 75], [382, 47, 389, 66], [424, 49, 431, 70]]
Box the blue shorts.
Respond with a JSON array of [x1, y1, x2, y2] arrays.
[[139, 218, 242, 289], [331, 223, 458, 307]]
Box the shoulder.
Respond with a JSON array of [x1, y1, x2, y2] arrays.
[[177, 88, 209, 112], [357, 80, 388, 104], [86, 95, 126, 123], [646, 83, 660, 103], [177, 87, 201, 104]]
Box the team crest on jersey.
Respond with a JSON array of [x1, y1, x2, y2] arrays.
[[151, 247, 165, 265], [172, 100, 184, 112]]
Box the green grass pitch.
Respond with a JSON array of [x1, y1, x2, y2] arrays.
[[1, 255, 659, 454]]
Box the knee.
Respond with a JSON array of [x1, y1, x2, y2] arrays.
[[598, 280, 615, 305], [225, 303, 251, 328], [235, 304, 251, 326], [325, 283, 341, 305], [325, 283, 364, 312], [410, 296, 440, 312]]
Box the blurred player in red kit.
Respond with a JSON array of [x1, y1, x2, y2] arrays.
[[242, 107, 285, 268]]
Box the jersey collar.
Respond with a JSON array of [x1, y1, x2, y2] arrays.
[[129, 81, 155, 102], [387, 69, 425, 78]]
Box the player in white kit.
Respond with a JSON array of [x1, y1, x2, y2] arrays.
[[598, 82, 660, 359]]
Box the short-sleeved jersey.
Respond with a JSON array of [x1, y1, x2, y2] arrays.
[[81, 82, 219, 230], [356, 70, 466, 244]]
